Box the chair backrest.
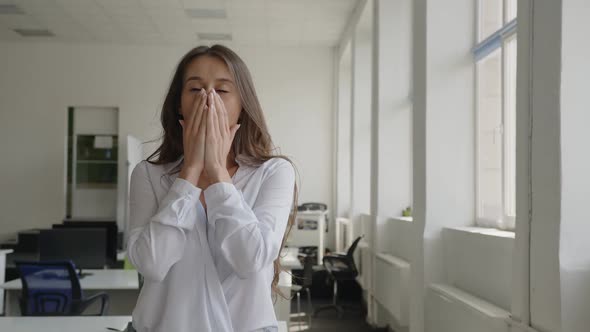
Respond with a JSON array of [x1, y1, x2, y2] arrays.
[[346, 235, 364, 260], [15, 260, 82, 316]]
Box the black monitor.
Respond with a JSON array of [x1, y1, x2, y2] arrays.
[[39, 228, 107, 270], [56, 220, 118, 266]]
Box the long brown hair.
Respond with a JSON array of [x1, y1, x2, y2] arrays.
[[147, 44, 298, 299]]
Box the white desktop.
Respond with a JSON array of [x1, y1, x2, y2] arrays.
[[0, 316, 288, 332]]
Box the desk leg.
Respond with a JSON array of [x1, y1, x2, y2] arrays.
[[4, 290, 19, 316]]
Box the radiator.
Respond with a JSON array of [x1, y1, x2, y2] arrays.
[[374, 253, 410, 327]]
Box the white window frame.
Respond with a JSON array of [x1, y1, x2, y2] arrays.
[[474, 0, 517, 230]]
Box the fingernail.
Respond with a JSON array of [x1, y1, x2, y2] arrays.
[[237, 124, 241, 129]]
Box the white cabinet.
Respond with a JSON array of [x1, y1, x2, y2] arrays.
[[286, 210, 328, 265]]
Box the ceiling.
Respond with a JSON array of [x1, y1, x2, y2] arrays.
[[0, 0, 357, 47]]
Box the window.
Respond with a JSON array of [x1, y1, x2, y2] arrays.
[[475, 0, 517, 229], [66, 107, 119, 219]]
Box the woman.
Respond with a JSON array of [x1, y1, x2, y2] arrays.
[[127, 45, 297, 332]]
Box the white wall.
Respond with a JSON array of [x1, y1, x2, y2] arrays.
[[559, 1, 590, 331], [412, 0, 476, 330], [0, 41, 334, 240], [335, 1, 590, 332], [335, 43, 352, 218], [351, 4, 373, 218], [525, 1, 563, 330], [373, 0, 412, 218]]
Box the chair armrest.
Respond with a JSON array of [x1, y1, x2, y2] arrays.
[[76, 292, 110, 316]]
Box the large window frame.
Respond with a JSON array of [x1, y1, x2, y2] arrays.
[[474, 0, 517, 230]]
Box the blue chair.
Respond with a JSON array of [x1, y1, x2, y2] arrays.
[[14, 260, 109, 316]]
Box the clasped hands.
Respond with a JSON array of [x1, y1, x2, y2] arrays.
[[178, 89, 241, 188]]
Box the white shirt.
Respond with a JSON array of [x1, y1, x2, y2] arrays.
[[127, 156, 295, 332]]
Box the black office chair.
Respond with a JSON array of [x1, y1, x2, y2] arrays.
[[313, 235, 363, 318], [291, 254, 314, 330]]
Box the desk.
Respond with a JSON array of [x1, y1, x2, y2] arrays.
[[0, 316, 288, 332], [280, 247, 303, 270], [274, 248, 302, 325], [0, 316, 131, 332], [274, 270, 293, 326], [0, 249, 13, 314], [1, 269, 139, 316]]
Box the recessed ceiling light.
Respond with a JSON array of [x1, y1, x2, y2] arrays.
[[0, 4, 25, 15], [198, 33, 232, 41], [13, 29, 55, 37], [185, 8, 227, 19]]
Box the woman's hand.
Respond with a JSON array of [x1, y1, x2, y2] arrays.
[[204, 89, 241, 183], [178, 89, 208, 186]]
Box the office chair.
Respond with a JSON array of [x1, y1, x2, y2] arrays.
[[15, 260, 109, 316], [313, 235, 363, 318], [291, 254, 314, 330]]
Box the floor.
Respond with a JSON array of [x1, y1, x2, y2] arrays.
[[288, 297, 387, 332]]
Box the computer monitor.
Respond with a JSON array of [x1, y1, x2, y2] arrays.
[[39, 228, 107, 270], [56, 220, 118, 266]]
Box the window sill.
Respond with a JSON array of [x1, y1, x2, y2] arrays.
[[445, 226, 515, 239], [391, 216, 413, 223]]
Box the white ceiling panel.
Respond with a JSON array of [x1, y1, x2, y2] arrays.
[[182, 0, 226, 10], [0, 0, 357, 46], [139, 0, 182, 8]]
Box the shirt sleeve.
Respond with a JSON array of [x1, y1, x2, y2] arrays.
[[126, 161, 202, 282], [204, 159, 296, 279]]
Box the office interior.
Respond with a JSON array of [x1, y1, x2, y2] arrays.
[[0, 0, 588, 332]]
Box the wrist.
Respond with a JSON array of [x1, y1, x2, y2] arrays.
[[208, 167, 232, 184], [179, 166, 202, 186]]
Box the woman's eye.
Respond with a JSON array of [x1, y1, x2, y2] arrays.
[[217, 90, 228, 94], [189, 88, 203, 92]]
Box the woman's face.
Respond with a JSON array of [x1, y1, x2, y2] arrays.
[[180, 55, 242, 126]]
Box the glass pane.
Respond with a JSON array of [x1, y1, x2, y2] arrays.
[[76, 163, 117, 188], [76, 135, 118, 161], [479, 0, 503, 41], [477, 49, 503, 223], [75, 135, 118, 189], [504, 36, 517, 219], [505, 0, 517, 23]]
